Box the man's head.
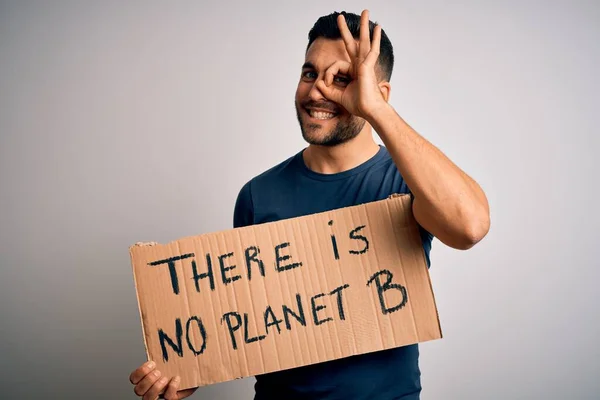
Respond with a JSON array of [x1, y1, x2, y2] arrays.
[[307, 11, 394, 81], [295, 11, 394, 147]]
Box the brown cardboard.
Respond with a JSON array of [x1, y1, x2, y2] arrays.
[[129, 193, 442, 390]]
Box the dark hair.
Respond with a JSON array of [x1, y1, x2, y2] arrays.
[[306, 11, 394, 81]]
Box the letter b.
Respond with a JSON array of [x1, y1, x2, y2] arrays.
[[366, 269, 408, 315]]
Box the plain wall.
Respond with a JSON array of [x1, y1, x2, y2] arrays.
[[1, 0, 598, 399]]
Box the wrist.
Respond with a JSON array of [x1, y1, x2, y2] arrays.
[[364, 101, 395, 127]]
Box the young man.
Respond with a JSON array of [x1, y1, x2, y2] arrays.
[[129, 9, 490, 400]]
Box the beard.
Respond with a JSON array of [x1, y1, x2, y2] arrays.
[[295, 100, 365, 147]]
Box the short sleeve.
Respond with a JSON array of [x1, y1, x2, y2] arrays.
[[403, 186, 435, 267], [233, 180, 254, 228]]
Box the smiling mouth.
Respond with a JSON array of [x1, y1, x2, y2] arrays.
[[305, 108, 338, 120]]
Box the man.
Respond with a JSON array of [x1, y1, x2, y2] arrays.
[[129, 9, 490, 400]]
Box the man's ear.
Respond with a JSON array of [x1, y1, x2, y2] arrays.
[[379, 81, 391, 102]]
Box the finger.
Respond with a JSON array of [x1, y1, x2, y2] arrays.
[[162, 376, 181, 400], [134, 369, 162, 397], [337, 14, 357, 58], [316, 80, 344, 105], [177, 387, 199, 399], [143, 376, 169, 400], [364, 24, 382, 67], [130, 361, 156, 385], [324, 60, 352, 86], [359, 9, 371, 59]]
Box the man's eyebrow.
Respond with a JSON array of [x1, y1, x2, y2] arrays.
[[301, 62, 316, 70]]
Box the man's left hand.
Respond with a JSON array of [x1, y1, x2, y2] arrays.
[[316, 9, 389, 120]]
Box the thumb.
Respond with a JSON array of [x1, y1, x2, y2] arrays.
[[316, 80, 344, 105]]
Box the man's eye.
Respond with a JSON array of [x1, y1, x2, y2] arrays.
[[302, 71, 317, 80], [334, 76, 350, 85]]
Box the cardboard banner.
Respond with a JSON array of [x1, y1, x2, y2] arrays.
[[129, 194, 442, 390]]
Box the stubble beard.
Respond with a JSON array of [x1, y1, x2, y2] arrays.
[[295, 102, 365, 147]]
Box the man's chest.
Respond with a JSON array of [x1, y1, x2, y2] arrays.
[[253, 175, 404, 225]]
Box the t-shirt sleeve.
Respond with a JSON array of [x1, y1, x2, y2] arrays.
[[233, 180, 254, 228], [402, 179, 435, 250]]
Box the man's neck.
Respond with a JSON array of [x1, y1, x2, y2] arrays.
[[302, 130, 380, 174]]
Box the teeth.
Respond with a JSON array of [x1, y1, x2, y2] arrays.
[[309, 110, 336, 120]]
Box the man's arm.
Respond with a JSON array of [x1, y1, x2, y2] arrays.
[[367, 104, 490, 250], [233, 181, 255, 228], [316, 10, 490, 250]]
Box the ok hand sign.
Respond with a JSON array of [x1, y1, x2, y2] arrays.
[[316, 10, 389, 120]]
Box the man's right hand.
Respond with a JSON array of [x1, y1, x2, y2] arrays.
[[129, 361, 198, 400]]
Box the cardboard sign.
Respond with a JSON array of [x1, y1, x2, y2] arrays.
[[129, 194, 442, 390]]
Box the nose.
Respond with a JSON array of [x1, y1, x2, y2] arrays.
[[308, 79, 326, 102]]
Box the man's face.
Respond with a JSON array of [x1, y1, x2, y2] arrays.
[[295, 38, 365, 147]]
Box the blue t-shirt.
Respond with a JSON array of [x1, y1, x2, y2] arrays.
[[233, 145, 434, 400]]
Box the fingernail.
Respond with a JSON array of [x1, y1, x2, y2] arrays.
[[159, 377, 168, 384], [173, 376, 181, 383], [153, 370, 161, 377], [147, 361, 155, 369]]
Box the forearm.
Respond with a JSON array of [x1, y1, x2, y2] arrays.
[[367, 103, 490, 249]]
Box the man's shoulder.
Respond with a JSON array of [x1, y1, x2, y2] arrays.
[[233, 150, 302, 228], [240, 150, 302, 190]]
